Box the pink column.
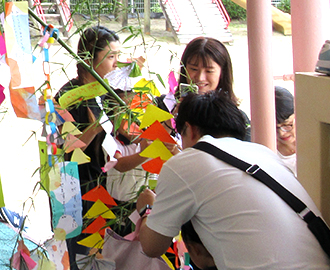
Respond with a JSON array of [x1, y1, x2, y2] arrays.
[[247, 0, 276, 151], [291, 0, 330, 75]]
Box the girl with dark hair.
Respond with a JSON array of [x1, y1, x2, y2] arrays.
[[176, 36, 251, 141], [275, 86, 296, 176], [178, 36, 237, 105], [55, 25, 121, 270]]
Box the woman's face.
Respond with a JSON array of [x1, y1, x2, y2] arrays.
[[94, 40, 121, 79], [276, 114, 296, 146], [185, 56, 221, 94]]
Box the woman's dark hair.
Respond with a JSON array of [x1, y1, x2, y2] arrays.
[[275, 86, 294, 124], [176, 91, 246, 140], [177, 37, 238, 105], [77, 26, 119, 85], [181, 220, 202, 245]]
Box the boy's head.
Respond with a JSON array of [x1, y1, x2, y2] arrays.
[[181, 221, 216, 270], [175, 91, 246, 148]]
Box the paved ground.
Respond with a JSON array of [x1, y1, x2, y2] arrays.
[[0, 17, 294, 261]]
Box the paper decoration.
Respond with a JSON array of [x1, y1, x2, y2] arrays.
[[49, 162, 83, 239], [71, 148, 91, 164], [45, 238, 70, 270], [58, 80, 108, 109], [30, 249, 56, 270], [82, 185, 117, 207], [123, 120, 143, 136], [0, 176, 4, 207], [163, 92, 176, 113], [129, 93, 151, 109], [104, 64, 133, 91], [11, 240, 37, 270], [84, 199, 116, 219], [38, 141, 64, 192], [82, 215, 107, 236], [61, 121, 82, 136], [139, 104, 173, 129], [168, 71, 178, 94], [4, 1, 40, 120], [134, 78, 161, 97], [102, 134, 118, 161], [142, 157, 165, 174], [140, 120, 176, 144], [0, 84, 5, 106], [63, 133, 86, 153], [140, 138, 173, 161], [0, 32, 6, 55], [54, 102, 75, 123], [77, 232, 104, 249]]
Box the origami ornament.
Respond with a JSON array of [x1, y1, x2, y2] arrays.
[[11, 240, 37, 270], [139, 138, 173, 161], [84, 199, 116, 219], [82, 216, 107, 236], [82, 185, 117, 207], [140, 120, 176, 144], [142, 157, 166, 174], [71, 148, 91, 164], [134, 78, 161, 97], [63, 134, 86, 153], [139, 104, 173, 129], [77, 232, 104, 249], [61, 121, 82, 137]]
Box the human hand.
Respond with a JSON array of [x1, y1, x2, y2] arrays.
[[136, 188, 156, 213], [163, 142, 180, 155], [140, 138, 152, 151]]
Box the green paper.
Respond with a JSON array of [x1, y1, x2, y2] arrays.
[[0, 175, 5, 207]]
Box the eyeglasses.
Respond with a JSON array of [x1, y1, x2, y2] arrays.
[[277, 119, 295, 132]]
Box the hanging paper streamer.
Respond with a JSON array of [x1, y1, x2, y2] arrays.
[[45, 238, 70, 270], [38, 141, 64, 192], [49, 162, 83, 240], [4, 1, 40, 120], [58, 80, 108, 109]]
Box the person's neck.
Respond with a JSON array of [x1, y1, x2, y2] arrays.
[[277, 142, 296, 156]]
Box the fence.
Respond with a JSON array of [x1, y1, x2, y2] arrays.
[[69, 0, 161, 16]]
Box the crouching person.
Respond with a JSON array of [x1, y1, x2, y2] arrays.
[[136, 91, 330, 269]]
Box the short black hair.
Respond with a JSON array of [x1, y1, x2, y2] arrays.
[[175, 92, 246, 140], [181, 220, 202, 245], [275, 86, 294, 124]]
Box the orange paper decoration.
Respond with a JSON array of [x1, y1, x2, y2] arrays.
[[82, 216, 107, 237], [140, 120, 176, 144], [129, 93, 151, 109], [82, 185, 117, 207], [142, 157, 165, 174]]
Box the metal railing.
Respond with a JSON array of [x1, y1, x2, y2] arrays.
[[212, 0, 230, 29], [162, 0, 181, 32]]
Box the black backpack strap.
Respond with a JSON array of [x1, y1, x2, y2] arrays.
[[193, 141, 308, 219]]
